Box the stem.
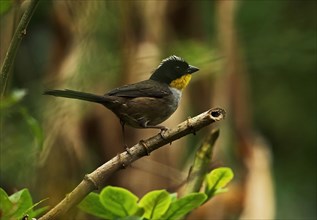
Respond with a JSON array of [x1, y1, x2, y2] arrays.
[[39, 107, 226, 220], [0, 0, 40, 97], [184, 129, 220, 195]]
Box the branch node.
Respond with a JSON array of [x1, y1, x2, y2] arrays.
[[187, 116, 196, 135], [84, 174, 98, 190], [21, 29, 27, 37], [139, 140, 150, 156], [117, 153, 126, 169], [125, 147, 132, 155]]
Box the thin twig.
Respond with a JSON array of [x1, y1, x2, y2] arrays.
[[39, 107, 226, 220], [0, 0, 40, 96]]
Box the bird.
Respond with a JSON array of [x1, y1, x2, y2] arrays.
[[44, 55, 199, 146]]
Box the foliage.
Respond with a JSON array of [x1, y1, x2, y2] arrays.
[[0, 0, 12, 15], [0, 90, 43, 187], [0, 90, 43, 148], [204, 167, 234, 198], [78, 167, 233, 220], [0, 90, 43, 150], [0, 188, 48, 220]]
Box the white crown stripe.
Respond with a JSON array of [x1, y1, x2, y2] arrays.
[[157, 55, 186, 69]]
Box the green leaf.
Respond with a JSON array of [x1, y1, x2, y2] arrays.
[[19, 107, 44, 149], [169, 193, 178, 202], [0, 0, 12, 15], [205, 167, 234, 198], [29, 205, 49, 218], [0, 188, 13, 218], [117, 216, 143, 220], [78, 192, 115, 219], [163, 193, 207, 220], [8, 188, 33, 219], [100, 186, 140, 218], [0, 89, 43, 150], [0, 89, 26, 110], [138, 189, 171, 219], [22, 198, 49, 218], [0, 188, 47, 219]]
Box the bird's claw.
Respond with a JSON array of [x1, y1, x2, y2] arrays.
[[159, 127, 168, 140]]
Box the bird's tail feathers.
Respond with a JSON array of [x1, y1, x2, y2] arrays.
[[44, 89, 111, 104]]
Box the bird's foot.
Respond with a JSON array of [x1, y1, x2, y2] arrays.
[[159, 126, 168, 140], [159, 127, 173, 145]]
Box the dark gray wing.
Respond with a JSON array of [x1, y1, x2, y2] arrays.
[[107, 80, 171, 98]]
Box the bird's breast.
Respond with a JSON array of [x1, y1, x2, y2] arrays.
[[168, 87, 182, 111]]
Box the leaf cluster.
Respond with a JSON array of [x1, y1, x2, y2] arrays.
[[78, 167, 233, 220], [0, 188, 48, 220]]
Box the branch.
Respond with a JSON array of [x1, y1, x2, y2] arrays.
[[39, 107, 226, 220], [0, 0, 40, 96], [184, 129, 220, 195]]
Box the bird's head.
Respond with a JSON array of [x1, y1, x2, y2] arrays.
[[150, 55, 199, 90]]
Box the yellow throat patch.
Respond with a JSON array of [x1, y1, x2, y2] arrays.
[[169, 74, 192, 90]]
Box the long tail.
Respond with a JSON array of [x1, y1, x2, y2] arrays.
[[44, 89, 111, 104]]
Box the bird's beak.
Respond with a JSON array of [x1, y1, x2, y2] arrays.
[[187, 65, 199, 74]]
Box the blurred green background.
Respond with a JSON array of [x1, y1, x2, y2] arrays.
[[238, 1, 316, 218], [1, 0, 316, 219]]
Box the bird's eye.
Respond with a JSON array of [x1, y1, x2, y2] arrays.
[[175, 66, 180, 70]]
